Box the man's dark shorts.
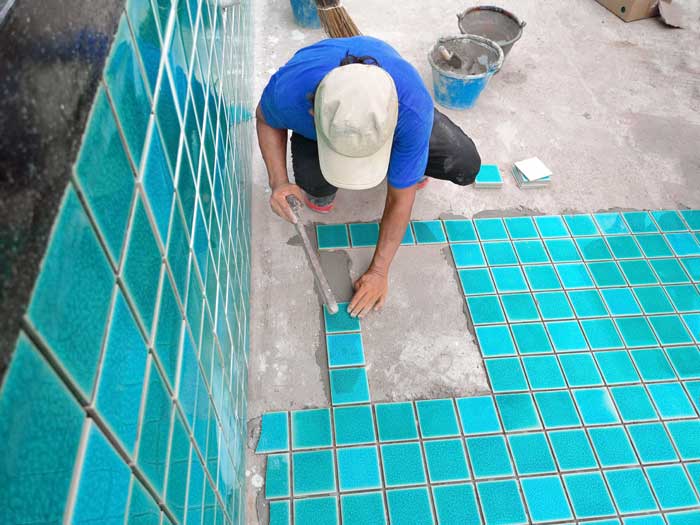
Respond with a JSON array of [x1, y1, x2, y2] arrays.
[[290, 109, 482, 198]]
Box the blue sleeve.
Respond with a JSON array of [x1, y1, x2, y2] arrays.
[[387, 108, 433, 189], [259, 75, 287, 129]]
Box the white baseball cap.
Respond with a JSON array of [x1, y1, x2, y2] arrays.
[[314, 63, 399, 190]]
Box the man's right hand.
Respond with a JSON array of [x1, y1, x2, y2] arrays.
[[270, 182, 304, 223]]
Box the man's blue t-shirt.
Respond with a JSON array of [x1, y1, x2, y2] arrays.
[[260, 36, 434, 189]]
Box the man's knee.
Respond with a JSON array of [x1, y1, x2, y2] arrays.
[[447, 144, 481, 186]]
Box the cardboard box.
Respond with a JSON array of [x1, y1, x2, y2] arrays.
[[595, 0, 659, 21]]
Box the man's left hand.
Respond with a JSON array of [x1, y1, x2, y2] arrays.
[[348, 269, 388, 318]]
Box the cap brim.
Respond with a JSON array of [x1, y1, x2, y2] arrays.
[[316, 129, 391, 191]]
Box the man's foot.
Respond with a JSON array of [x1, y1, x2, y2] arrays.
[[417, 177, 430, 190], [304, 192, 336, 213]]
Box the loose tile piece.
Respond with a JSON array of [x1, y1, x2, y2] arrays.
[[317, 224, 350, 249], [324, 303, 361, 333], [256, 412, 289, 453], [349, 223, 379, 247]]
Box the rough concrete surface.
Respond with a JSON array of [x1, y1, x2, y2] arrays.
[[245, 0, 700, 520]]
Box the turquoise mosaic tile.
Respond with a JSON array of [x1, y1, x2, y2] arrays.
[[666, 345, 700, 378], [27, 188, 114, 396], [524, 264, 562, 290], [375, 402, 418, 441], [105, 15, 150, 167], [504, 216, 538, 239], [549, 429, 597, 470], [649, 259, 690, 284], [653, 210, 687, 232], [611, 385, 657, 422], [291, 408, 332, 449], [649, 315, 693, 345], [581, 318, 624, 349], [589, 261, 627, 287], [292, 450, 336, 496], [326, 333, 365, 367], [556, 262, 594, 289], [486, 357, 528, 392], [534, 390, 581, 428], [496, 393, 542, 431], [535, 215, 568, 238], [324, 303, 361, 333], [595, 350, 640, 384], [412, 220, 447, 244], [317, 224, 350, 249], [334, 405, 376, 445], [459, 268, 495, 295], [646, 464, 699, 509], [269, 500, 290, 525], [633, 285, 674, 314], [514, 239, 550, 264], [594, 212, 629, 235], [341, 492, 386, 525], [416, 399, 459, 438], [620, 259, 659, 285], [483, 241, 518, 266], [423, 438, 470, 482], [294, 496, 338, 525], [605, 468, 657, 513], [615, 316, 658, 347], [337, 446, 381, 491], [165, 413, 189, 522], [575, 236, 611, 261], [501, 293, 540, 322], [265, 454, 290, 499], [475, 218, 508, 241], [631, 348, 676, 381], [681, 257, 700, 281], [564, 471, 616, 519], [142, 126, 175, 244], [565, 214, 599, 236], [380, 442, 426, 487], [522, 355, 566, 389], [122, 195, 162, 331], [647, 381, 695, 417], [466, 435, 514, 478], [432, 484, 481, 525], [511, 322, 553, 354], [127, 475, 161, 524], [666, 283, 700, 312], [637, 234, 673, 258], [475, 324, 517, 356], [476, 479, 527, 525], [685, 313, 700, 342], [521, 475, 573, 523], [444, 219, 477, 243], [75, 87, 135, 263], [451, 242, 486, 267], [668, 510, 700, 525], [475, 164, 503, 185], [574, 388, 620, 425], [95, 291, 148, 453], [569, 289, 608, 317], [456, 396, 502, 434], [0, 335, 84, 525], [491, 265, 528, 292], [608, 234, 643, 259], [624, 211, 659, 233], [681, 209, 700, 230], [386, 487, 434, 525], [589, 426, 638, 467], [559, 352, 603, 386], [628, 422, 678, 463], [466, 295, 505, 324], [329, 367, 370, 405], [667, 420, 700, 459], [256, 412, 289, 453], [349, 222, 379, 247], [508, 432, 556, 475], [667, 232, 700, 256], [535, 291, 574, 320], [137, 359, 172, 495], [153, 274, 182, 388], [546, 321, 589, 352]]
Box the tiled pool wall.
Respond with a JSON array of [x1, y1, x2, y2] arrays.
[[0, 0, 254, 524]]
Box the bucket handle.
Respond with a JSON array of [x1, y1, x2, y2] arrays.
[[456, 8, 527, 28]]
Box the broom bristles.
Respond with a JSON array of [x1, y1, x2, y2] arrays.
[[315, 0, 361, 38]]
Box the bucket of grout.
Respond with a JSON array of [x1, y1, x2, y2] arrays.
[[457, 5, 526, 61], [428, 35, 504, 110], [290, 0, 321, 28]]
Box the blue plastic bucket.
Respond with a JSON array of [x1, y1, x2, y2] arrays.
[[429, 35, 504, 110], [290, 0, 321, 28]]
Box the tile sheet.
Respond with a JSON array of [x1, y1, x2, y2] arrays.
[[266, 212, 700, 524], [1, 1, 254, 523]]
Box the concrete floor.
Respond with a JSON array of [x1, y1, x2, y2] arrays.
[[244, 0, 700, 521]]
